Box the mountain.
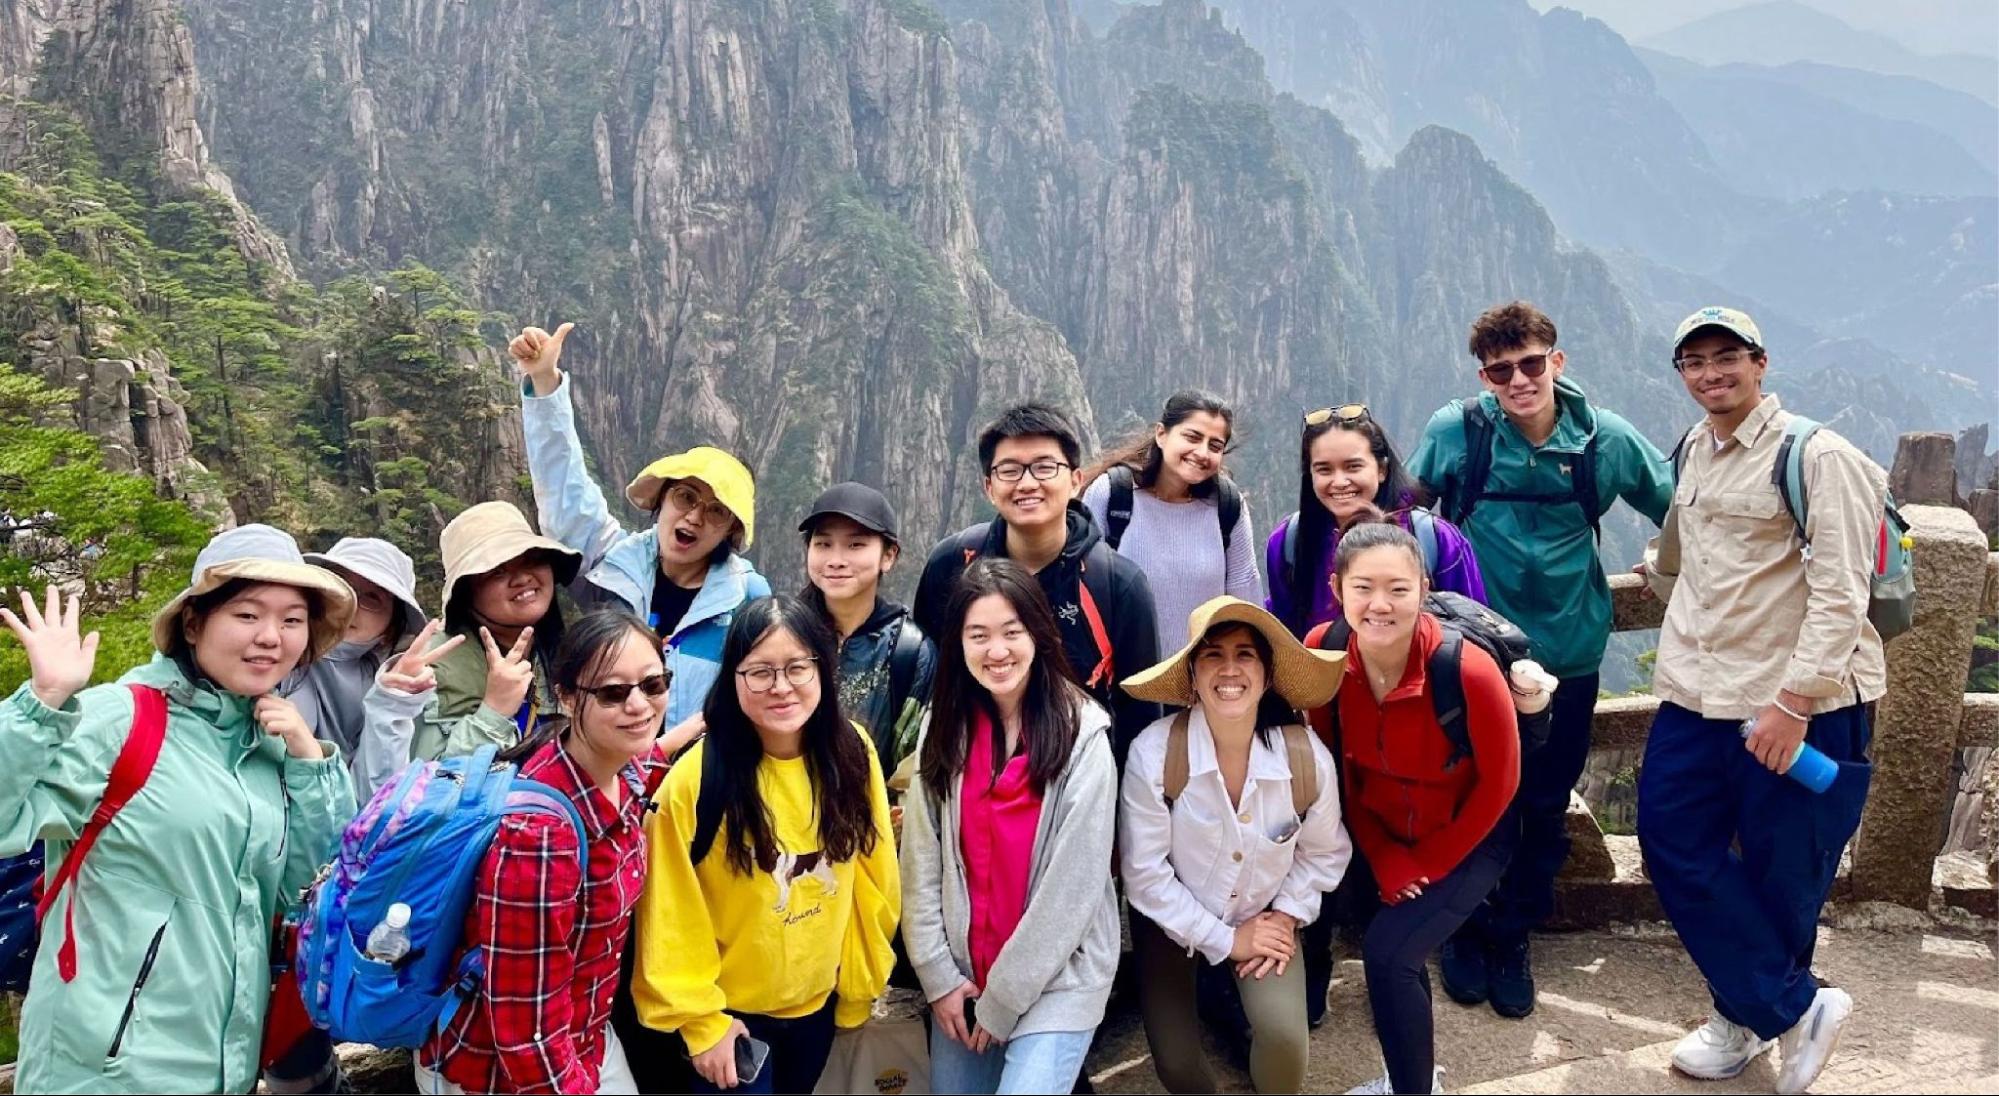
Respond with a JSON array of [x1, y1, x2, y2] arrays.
[[1639, 50, 1995, 201], [1545, 0, 1999, 62], [1641, 1, 1999, 106]]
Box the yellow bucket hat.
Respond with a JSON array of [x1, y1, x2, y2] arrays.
[[1122, 596, 1346, 710], [624, 446, 757, 548]]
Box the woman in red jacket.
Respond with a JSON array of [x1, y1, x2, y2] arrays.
[[1326, 520, 1520, 1095]]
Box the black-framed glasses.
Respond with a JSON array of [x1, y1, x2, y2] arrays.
[[988, 459, 1072, 483], [1673, 348, 1754, 376], [577, 671, 671, 707], [1304, 403, 1372, 428], [736, 657, 820, 693], [1479, 351, 1553, 386]]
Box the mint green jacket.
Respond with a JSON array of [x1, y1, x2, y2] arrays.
[[0, 656, 352, 1094]]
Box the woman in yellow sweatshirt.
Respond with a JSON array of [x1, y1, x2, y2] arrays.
[[634, 594, 899, 1093]]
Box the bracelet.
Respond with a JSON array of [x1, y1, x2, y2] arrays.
[[1773, 699, 1811, 723]]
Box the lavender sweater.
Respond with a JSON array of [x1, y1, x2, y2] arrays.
[[1264, 507, 1487, 637], [1082, 476, 1263, 651]]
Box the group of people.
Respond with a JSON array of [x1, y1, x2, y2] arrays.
[[0, 300, 1891, 1096]]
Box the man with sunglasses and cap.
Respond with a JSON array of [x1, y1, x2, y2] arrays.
[[799, 482, 936, 773], [1636, 307, 1884, 1094], [1410, 300, 1673, 1020]]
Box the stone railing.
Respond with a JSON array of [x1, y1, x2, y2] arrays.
[[1553, 502, 1999, 925]]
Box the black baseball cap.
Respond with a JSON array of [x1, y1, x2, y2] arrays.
[[798, 482, 899, 543]]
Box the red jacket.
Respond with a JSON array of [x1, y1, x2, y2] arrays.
[[1311, 614, 1520, 902]]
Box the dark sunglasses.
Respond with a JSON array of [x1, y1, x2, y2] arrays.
[[1304, 403, 1372, 428], [575, 671, 671, 707], [1479, 351, 1553, 386]]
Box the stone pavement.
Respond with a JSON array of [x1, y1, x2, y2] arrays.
[[1087, 908, 1999, 1094]]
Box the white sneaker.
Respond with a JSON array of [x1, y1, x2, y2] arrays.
[[1344, 1065, 1445, 1094], [1776, 987, 1853, 1094], [1670, 1014, 1775, 1080]]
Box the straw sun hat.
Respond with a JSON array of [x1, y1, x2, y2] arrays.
[[151, 524, 357, 660], [1122, 596, 1346, 710]]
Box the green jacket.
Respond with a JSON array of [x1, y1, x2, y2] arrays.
[[363, 626, 556, 767], [0, 656, 352, 1094], [1411, 377, 1673, 678]]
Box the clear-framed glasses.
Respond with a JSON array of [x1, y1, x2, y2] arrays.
[[736, 657, 819, 694]]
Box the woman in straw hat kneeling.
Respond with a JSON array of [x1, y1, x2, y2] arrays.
[[0, 525, 357, 1094], [1119, 596, 1353, 1094]]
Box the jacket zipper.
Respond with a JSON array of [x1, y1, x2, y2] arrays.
[[107, 921, 168, 1059]]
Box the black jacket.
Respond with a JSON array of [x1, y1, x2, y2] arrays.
[[913, 502, 1162, 764]]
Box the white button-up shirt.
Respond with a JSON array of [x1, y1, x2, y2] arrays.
[[1119, 708, 1353, 964]]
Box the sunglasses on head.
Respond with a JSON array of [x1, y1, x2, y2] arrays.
[[1304, 403, 1372, 428], [1479, 351, 1554, 386], [575, 671, 671, 707]]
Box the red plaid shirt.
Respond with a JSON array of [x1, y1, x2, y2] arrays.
[[423, 740, 665, 1094]]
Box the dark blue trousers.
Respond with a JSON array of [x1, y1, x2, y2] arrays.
[[1465, 672, 1600, 942], [1637, 700, 1873, 1040]]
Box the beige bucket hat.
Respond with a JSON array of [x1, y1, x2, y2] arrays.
[[151, 524, 358, 660], [1122, 596, 1347, 710], [439, 501, 583, 615]]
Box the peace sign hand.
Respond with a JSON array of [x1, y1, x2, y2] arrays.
[[0, 586, 101, 711], [378, 620, 467, 695], [479, 626, 536, 719], [507, 323, 574, 397]]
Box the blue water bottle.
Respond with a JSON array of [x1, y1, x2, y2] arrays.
[[1740, 720, 1838, 794]]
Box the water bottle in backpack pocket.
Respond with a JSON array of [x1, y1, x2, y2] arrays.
[[291, 744, 584, 1048]]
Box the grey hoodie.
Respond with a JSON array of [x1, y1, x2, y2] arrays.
[[899, 695, 1120, 1041]]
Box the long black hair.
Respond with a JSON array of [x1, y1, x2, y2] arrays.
[[1188, 621, 1300, 745], [702, 595, 879, 876], [1081, 389, 1235, 498], [920, 559, 1086, 801], [1286, 413, 1422, 633], [498, 608, 661, 766]]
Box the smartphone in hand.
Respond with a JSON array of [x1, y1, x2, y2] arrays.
[[735, 1034, 772, 1085]]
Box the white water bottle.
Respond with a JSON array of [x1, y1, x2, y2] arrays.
[[365, 902, 413, 963]]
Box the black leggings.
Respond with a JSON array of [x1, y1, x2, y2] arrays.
[[1362, 824, 1515, 1094]]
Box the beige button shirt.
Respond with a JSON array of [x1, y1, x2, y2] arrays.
[[1643, 395, 1887, 720]]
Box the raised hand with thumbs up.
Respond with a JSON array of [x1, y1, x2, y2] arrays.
[[508, 322, 575, 397]]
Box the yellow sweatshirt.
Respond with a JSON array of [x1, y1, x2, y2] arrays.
[[633, 729, 900, 1055]]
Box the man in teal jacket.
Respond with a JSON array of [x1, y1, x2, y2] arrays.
[[1412, 301, 1672, 1019]]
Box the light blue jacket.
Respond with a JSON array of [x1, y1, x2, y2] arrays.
[[520, 376, 770, 725]]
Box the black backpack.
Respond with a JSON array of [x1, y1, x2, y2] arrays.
[[1443, 401, 1601, 541], [1103, 464, 1243, 554], [1307, 590, 1550, 765]]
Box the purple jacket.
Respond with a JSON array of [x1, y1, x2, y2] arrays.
[[1264, 507, 1488, 638]]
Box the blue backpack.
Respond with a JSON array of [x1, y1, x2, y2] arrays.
[[292, 744, 585, 1048]]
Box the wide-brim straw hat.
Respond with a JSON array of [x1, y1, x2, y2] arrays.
[[1122, 596, 1346, 710], [439, 501, 583, 615], [151, 524, 358, 661], [305, 537, 428, 637], [623, 446, 757, 547]]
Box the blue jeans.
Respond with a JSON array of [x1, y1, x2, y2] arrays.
[[1638, 701, 1873, 1040], [1465, 672, 1600, 943], [927, 1024, 1095, 1094]]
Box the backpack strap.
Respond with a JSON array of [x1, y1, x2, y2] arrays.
[[1280, 513, 1299, 591], [1771, 417, 1821, 541], [1428, 630, 1472, 770], [1216, 477, 1243, 556], [1409, 508, 1442, 578], [886, 614, 926, 716], [1161, 710, 1192, 807], [1451, 402, 1498, 526], [39, 684, 169, 983], [1076, 547, 1116, 689], [1572, 434, 1603, 541], [688, 738, 726, 865], [1279, 724, 1318, 820], [1105, 465, 1136, 550]]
